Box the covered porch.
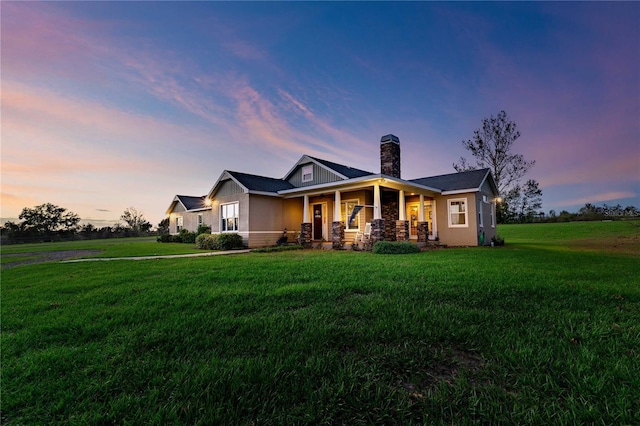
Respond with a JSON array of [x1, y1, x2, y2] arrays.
[[281, 177, 440, 248]]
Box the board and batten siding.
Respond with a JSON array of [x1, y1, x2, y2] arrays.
[[216, 179, 244, 197], [287, 163, 343, 187]]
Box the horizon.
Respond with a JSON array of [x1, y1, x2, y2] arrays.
[[2, 2, 639, 227]]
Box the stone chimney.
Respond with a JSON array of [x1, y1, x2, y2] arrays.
[[380, 134, 400, 178]]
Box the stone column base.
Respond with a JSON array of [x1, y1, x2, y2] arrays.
[[370, 219, 385, 244], [395, 220, 409, 241], [332, 221, 345, 249], [299, 223, 312, 248], [417, 222, 429, 243]]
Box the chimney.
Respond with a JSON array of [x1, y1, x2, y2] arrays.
[[380, 134, 400, 178]]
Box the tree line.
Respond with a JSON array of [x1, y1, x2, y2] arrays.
[[1, 204, 169, 245]]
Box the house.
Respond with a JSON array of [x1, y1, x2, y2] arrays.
[[165, 135, 499, 248]]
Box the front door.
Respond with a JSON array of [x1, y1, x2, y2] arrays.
[[313, 204, 323, 240]]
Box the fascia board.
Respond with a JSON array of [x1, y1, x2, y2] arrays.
[[278, 174, 442, 197], [441, 188, 479, 196], [247, 190, 282, 197]]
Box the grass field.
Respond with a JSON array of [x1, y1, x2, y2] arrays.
[[2, 221, 639, 424]]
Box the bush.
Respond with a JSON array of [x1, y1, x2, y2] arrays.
[[372, 241, 421, 254], [196, 234, 218, 250], [491, 235, 505, 246], [217, 233, 244, 250], [179, 229, 196, 244], [197, 225, 211, 235]]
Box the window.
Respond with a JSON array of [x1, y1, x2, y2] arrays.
[[448, 199, 468, 227], [176, 216, 183, 232], [197, 214, 204, 226], [342, 199, 360, 231], [221, 202, 239, 232], [301, 165, 313, 183], [478, 199, 484, 228]]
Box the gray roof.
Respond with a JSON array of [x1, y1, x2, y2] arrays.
[[227, 171, 295, 193], [410, 168, 491, 191], [176, 195, 207, 211], [308, 156, 374, 179]]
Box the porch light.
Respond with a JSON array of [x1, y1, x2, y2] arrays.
[[495, 197, 503, 203], [205, 198, 212, 206]]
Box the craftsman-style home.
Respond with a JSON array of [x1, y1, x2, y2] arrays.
[[166, 135, 499, 248]]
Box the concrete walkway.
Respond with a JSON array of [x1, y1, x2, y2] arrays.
[[61, 249, 251, 263]]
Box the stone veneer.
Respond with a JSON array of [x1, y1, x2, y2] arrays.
[[332, 221, 345, 249], [395, 220, 410, 241], [370, 219, 386, 244], [380, 135, 401, 178], [416, 222, 429, 243], [382, 192, 398, 241], [299, 223, 312, 248]]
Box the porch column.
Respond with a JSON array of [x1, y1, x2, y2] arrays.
[[416, 194, 428, 244], [299, 195, 312, 248], [370, 182, 384, 244], [396, 190, 409, 241], [332, 190, 345, 249], [432, 199, 437, 239], [303, 194, 310, 222], [373, 183, 381, 220]]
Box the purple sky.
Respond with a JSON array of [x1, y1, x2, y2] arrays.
[[2, 2, 638, 227]]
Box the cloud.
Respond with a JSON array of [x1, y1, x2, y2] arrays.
[[563, 191, 638, 207]]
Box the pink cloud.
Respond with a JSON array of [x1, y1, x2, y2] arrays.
[[563, 191, 638, 207]]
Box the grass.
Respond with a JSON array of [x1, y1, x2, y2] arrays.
[[0, 237, 207, 258], [2, 221, 639, 424]]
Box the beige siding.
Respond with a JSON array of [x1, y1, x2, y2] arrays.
[[287, 162, 343, 187], [434, 193, 479, 246], [169, 206, 213, 234]]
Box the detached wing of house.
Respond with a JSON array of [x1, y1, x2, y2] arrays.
[[166, 135, 499, 247]]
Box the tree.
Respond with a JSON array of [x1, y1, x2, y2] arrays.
[[157, 217, 170, 235], [454, 110, 541, 223], [120, 207, 152, 233], [503, 179, 543, 222], [18, 203, 80, 234]]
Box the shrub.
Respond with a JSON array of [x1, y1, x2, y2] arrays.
[[157, 234, 172, 243], [197, 225, 211, 235], [196, 234, 218, 250], [372, 241, 421, 254], [179, 229, 196, 244], [217, 233, 244, 250], [491, 235, 505, 246]]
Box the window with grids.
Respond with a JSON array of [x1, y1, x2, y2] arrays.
[[176, 216, 183, 232], [448, 199, 468, 227], [221, 202, 239, 232]]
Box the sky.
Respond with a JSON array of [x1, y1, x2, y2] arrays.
[[2, 1, 639, 227]]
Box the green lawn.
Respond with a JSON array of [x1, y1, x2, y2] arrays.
[[0, 236, 206, 258], [2, 222, 639, 424]]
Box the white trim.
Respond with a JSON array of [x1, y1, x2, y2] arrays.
[[278, 174, 441, 197], [478, 198, 484, 228], [302, 165, 313, 183], [220, 201, 239, 232], [441, 188, 480, 196], [448, 198, 468, 228], [490, 202, 496, 228]]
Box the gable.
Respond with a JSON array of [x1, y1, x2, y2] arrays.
[[287, 162, 343, 187], [216, 179, 244, 196]]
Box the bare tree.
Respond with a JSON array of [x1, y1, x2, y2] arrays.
[[120, 207, 151, 232], [454, 110, 541, 222]]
